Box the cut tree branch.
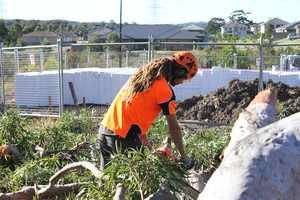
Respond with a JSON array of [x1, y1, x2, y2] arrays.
[[36, 161, 109, 198], [0, 142, 24, 164]]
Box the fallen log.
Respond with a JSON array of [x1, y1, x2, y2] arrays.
[[198, 87, 300, 200], [0, 183, 88, 200]]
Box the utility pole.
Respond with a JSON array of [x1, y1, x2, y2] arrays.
[[0, 0, 3, 19], [119, 0, 122, 68]]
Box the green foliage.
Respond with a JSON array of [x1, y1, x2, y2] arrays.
[[228, 10, 254, 27], [148, 116, 230, 171], [147, 116, 169, 145], [276, 102, 292, 120], [0, 110, 35, 160], [0, 111, 230, 199], [184, 128, 230, 170], [88, 37, 104, 52], [66, 52, 82, 69], [102, 147, 188, 199], [106, 33, 120, 52], [0, 19, 9, 44], [57, 108, 98, 135], [205, 18, 225, 35]]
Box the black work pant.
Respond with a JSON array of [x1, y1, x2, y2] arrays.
[[98, 125, 142, 170]]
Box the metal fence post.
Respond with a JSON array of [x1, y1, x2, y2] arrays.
[[0, 43, 4, 113], [64, 50, 67, 69], [126, 50, 129, 68], [14, 49, 20, 73], [258, 36, 264, 92], [57, 39, 64, 116], [40, 48, 44, 71], [87, 49, 90, 68], [233, 53, 237, 68], [106, 50, 109, 68], [148, 35, 154, 62]]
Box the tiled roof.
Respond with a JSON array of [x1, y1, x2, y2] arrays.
[[180, 25, 204, 31], [22, 31, 81, 38], [22, 31, 62, 37], [221, 22, 248, 28], [266, 18, 289, 25], [118, 24, 206, 40], [275, 21, 300, 30], [89, 28, 113, 36]]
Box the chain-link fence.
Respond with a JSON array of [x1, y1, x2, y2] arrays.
[[0, 39, 299, 123]]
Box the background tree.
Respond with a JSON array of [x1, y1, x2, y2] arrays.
[[205, 18, 226, 34], [88, 37, 104, 52], [264, 22, 275, 40], [228, 10, 254, 28], [105, 32, 120, 52], [66, 24, 73, 31], [8, 20, 23, 46], [34, 26, 43, 32], [0, 19, 9, 44], [58, 23, 65, 32]]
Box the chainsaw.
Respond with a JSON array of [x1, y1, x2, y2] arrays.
[[156, 144, 196, 169]]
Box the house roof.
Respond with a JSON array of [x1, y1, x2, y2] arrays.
[[88, 24, 206, 40], [180, 25, 204, 31], [62, 31, 82, 37], [22, 31, 81, 38], [221, 22, 248, 28], [275, 21, 300, 30], [22, 31, 62, 37], [89, 28, 113, 36], [266, 18, 289, 25], [117, 24, 206, 40], [251, 18, 289, 28]]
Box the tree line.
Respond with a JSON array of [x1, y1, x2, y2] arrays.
[[0, 9, 283, 48], [0, 18, 125, 47]]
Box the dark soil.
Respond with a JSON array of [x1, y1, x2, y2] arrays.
[[176, 78, 300, 124]]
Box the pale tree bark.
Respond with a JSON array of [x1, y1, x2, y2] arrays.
[[198, 87, 300, 200], [113, 183, 126, 200], [36, 161, 109, 198], [0, 161, 110, 200], [0, 183, 88, 200]]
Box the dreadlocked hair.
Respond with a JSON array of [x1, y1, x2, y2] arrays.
[[124, 57, 174, 102]]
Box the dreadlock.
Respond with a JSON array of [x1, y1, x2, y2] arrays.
[[124, 57, 174, 102]]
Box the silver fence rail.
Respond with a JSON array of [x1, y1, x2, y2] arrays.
[[0, 38, 299, 122]]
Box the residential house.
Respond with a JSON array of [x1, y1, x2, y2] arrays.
[[275, 21, 300, 33], [22, 31, 84, 45], [88, 24, 208, 51], [62, 32, 85, 43], [251, 18, 289, 34], [221, 22, 248, 38], [87, 27, 113, 41]]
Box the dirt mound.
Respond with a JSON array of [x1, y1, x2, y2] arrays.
[[176, 78, 300, 124]]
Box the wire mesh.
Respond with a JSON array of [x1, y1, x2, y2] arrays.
[[0, 42, 299, 123]]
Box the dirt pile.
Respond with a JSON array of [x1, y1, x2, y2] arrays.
[[176, 78, 300, 124]]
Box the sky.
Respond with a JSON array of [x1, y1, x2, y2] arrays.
[[2, 0, 300, 25]]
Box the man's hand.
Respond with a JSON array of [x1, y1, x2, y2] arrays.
[[139, 134, 154, 150]]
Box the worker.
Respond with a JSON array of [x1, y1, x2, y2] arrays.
[[98, 51, 199, 170]]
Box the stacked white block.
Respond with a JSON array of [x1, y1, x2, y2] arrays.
[[37, 71, 59, 106], [14, 67, 300, 107], [15, 72, 39, 107]]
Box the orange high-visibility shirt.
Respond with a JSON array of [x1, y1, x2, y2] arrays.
[[101, 77, 176, 138]]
